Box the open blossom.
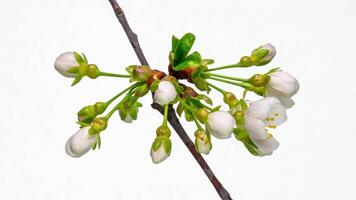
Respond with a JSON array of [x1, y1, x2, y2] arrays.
[[54, 52, 79, 78], [65, 126, 97, 158], [153, 81, 177, 105], [150, 138, 171, 164], [244, 97, 287, 156], [265, 71, 299, 108], [206, 111, 235, 139]]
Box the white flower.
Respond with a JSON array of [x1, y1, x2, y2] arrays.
[[54, 52, 79, 78], [206, 111, 235, 139], [251, 43, 276, 66], [244, 97, 286, 155], [195, 130, 212, 155], [153, 81, 177, 105], [150, 139, 171, 164], [65, 126, 97, 158], [265, 71, 299, 108]]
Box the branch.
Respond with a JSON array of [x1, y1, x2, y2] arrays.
[[108, 1, 233, 199]]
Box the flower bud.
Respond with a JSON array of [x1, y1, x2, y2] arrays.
[[265, 71, 299, 108], [86, 64, 100, 79], [250, 43, 276, 66], [132, 65, 152, 81], [193, 77, 209, 91], [77, 105, 96, 123], [54, 52, 80, 77], [194, 130, 212, 154], [153, 81, 178, 105], [65, 126, 97, 158], [239, 56, 253, 67], [134, 84, 150, 97], [118, 106, 137, 123], [150, 136, 172, 164], [248, 74, 268, 87], [206, 111, 235, 139]]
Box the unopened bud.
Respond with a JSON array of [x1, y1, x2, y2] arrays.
[[77, 105, 96, 123], [90, 117, 108, 135], [133, 65, 152, 81], [223, 92, 239, 108], [94, 102, 107, 114], [239, 56, 253, 67], [194, 130, 212, 154], [248, 74, 268, 87], [134, 84, 150, 97], [250, 43, 276, 66]]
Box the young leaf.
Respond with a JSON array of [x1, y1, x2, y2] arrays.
[[174, 33, 196, 64], [173, 51, 201, 71], [171, 35, 179, 51]]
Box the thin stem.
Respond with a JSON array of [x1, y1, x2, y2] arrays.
[[163, 104, 169, 126], [204, 72, 248, 82], [206, 62, 246, 72], [192, 115, 203, 130], [106, 81, 143, 105], [100, 71, 131, 78], [207, 76, 250, 89], [178, 98, 197, 113], [206, 81, 226, 95]]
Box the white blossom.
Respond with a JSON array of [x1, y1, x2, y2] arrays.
[[206, 111, 235, 139], [265, 71, 299, 108], [244, 97, 286, 155], [153, 81, 177, 105], [252, 43, 276, 65], [65, 126, 97, 158], [54, 52, 80, 78], [195, 130, 212, 154]]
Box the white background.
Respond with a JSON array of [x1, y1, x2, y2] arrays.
[[1, 0, 355, 199]]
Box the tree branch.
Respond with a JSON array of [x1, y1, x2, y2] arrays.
[[107, 1, 233, 199]]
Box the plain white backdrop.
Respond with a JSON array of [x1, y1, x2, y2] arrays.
[[1, 0, 356, 199]]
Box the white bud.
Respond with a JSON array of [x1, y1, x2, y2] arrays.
[[195, 130, 212, 154], [65, 126, 97, 158], [250, 136, 280, 156], [150, 139, 170, 164], [251, 43, 276, 66], [54, 52, 79, 78], [153, 81, 177, 105], [206, 111, 235, 139], [266, 71, 299, 108]]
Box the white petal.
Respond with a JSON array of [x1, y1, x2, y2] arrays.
[[251, 137, 280, 156], [65, 136, 80, 158], [69, 126, 97, 157], [207, 111, 235, 139], [244, 117, 268, 140], [266, 101, 287, 126], [150, 143, 169, 164], [195, 135, 212, 155], [267, 71, 299, 97], [153, 81, 177, 105], [245, 97, 281, 120], [123, 114, 133, 123], [54, 52, 79, 78]]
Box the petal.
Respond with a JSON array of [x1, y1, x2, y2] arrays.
[[54, 52, 78, 78], [65, 136, 80, 158], [245, 97, 280, 120], [153, 81, 177, 105], [266, 102, 287, 126], [251, 136, 280, 156], [207, 111, 234, 139], [69, 127, 97, 157], [150, 143, 169, 164], [244, 117, 268, 140], [267, 71, 299, 97]]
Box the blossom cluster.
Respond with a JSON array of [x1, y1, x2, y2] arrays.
[[55, 33, 299, 163]]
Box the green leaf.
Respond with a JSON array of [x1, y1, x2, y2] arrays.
[[171, 35, 179, 51], [71, 76, 83, 86], [196, 94, 213, 105], [202, 59, 214, 66], [173, 51, 201, 71], [73, 52, 84, 64], [176, 102, 185, 117], [174, 33, 196, 64]]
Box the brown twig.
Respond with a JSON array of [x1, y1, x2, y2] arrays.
[[107, 1, 233, 199]]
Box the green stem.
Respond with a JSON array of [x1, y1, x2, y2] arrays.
[[192, 115, 203, 130], [162, 104, 169, 126], [206, 63, 246, 72], [203, 72, 249, 82], [105, 82, 143, 119], [178, 98, 197, 113], [106, 82, 143, 105], [206, 81, 225, 95], [207, 76, 252, 90], [99, 71, 131, 78]]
